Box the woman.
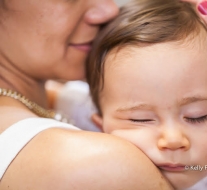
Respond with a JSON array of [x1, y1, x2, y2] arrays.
[[0, 0, 173, 189]]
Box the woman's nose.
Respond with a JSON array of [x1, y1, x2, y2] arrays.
[[157, 128, 190, 151], [85, 1, 119, 25]]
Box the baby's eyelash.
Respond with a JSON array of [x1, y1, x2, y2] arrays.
[[130, 116, 207, 124], [130, 119, 153, 123], [185, 115, 207, 124]]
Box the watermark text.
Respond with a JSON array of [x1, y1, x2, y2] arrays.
[[185, 165, 207, 171]]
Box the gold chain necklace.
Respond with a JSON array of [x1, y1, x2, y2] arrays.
[[0, 88, 68, 123]]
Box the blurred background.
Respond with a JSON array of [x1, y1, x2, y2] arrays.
[[114, 0, 129, 6], [47, 0, 131, 132]]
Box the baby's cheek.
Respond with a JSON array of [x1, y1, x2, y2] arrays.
[[110, 130, 144, 148]]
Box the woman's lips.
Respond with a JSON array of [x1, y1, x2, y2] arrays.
[[157, 164, 186, 172], [70, 43, 92, 53]]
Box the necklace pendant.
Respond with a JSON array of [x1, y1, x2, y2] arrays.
[[54, 113, 68, 123]]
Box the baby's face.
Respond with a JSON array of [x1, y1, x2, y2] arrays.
[[99, 36, 207, 189]]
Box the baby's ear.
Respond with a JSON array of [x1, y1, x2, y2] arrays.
[[91, 113, 103, 132]]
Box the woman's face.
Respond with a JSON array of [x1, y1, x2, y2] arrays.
[[0, 0, 118, 80]]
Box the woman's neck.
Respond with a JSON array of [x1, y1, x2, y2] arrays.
[[0, 63, 48, 109]]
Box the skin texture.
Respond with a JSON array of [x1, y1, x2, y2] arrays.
[[0, 0, 119, 80], [93, 33, 207, 189], [0, 0, 174, 189]]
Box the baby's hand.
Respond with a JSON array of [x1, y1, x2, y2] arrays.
[[182, 0, 207, 24], [196, 1, 207, 24], [183, 0, 207, 24]]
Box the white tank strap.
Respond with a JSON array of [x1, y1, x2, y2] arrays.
[[0, 118, 79, 179]]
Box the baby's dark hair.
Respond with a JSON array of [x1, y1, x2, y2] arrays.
[[86, 0, 207, 115]]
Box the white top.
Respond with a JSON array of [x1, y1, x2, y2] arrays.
[[0, 118, 80, 179]]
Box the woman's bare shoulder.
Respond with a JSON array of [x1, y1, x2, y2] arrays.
[[1, 127, 173, 190]]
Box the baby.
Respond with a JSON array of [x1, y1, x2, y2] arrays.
[[86, 0, 207, 189]]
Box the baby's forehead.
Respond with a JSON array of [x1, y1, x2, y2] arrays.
[[104, 33, 207, 69]]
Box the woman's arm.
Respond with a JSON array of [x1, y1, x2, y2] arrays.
[[0, 128, 173, 190]]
